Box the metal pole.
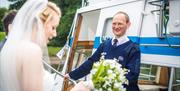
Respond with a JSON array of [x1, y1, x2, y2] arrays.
[[43, 61, 77, 85], [168, 67, 174, 91], [159, 1, 164, 38], [137, 0, 148, 44], [82, 0, 84, 7]]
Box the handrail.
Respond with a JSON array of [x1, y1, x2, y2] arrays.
[[43, 61, 77, 85], [148, 0, 162, 7], [140, 44, 180, 48]]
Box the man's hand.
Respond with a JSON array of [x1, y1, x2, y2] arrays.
[[64, 74, 70, 79]]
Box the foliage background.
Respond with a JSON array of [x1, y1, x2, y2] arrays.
[[0, 8, 8, 32], [0, 0, 81, 47], [0, 32, 5, 41]]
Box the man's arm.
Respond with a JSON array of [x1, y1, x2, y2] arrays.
[[68, 43, 104, 80], [125, 44, 141, 85]]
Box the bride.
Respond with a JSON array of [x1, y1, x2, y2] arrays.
[[0, 0, 61, 91]]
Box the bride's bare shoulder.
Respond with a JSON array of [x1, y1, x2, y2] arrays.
[[15, 41, 43, 68], [17, 41, 42, 58]]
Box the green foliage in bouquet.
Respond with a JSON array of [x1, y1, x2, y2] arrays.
[[90, 53, 129, 91]]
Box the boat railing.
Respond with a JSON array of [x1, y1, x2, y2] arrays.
[[43, 60, 77, 85]]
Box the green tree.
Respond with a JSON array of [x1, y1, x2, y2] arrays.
[[8, 0, 81, 47], [49, 0, 81, 46], [0, 8, 8, 32], [8, 0, 25, 10]]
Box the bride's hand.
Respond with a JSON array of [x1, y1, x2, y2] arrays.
[[70, 81, 92, 91], [64, 74, 70, 79]]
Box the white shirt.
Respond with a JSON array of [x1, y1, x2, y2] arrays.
[[111, 35, 129, 46]]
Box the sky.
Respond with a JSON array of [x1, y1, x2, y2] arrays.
[[0, 0, 10, 8]]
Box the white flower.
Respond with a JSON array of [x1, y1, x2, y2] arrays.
[[90, 68, 97, 75], [114, 82, 121, 88], [91, 54, 129, 91], [103, 82, 109, 88], [94, 62, 100, 67], [108, 87, 113, 91], [107, 69, 113, 74], [99, 88, 103, 91], [120, 85, 126, 90], [112, 73, 116, 78]]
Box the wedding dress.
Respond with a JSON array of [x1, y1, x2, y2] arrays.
[[43, 70, 55, 91], [0, 0, 63, 91], [43, 68, 65, 91]]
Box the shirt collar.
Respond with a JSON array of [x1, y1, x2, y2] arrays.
[[112, 35, 129, 46]]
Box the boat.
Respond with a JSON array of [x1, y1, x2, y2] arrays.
[[51, 0, 180, 91]]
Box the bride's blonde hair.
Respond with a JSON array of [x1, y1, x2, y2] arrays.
[[40, 2, 61, 24]]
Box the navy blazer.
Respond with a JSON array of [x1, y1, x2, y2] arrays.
[[69, 39, 141, 91]]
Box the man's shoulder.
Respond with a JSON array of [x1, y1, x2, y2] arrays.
[[102, 38, 112, 44], [125, 40, 140, 51]]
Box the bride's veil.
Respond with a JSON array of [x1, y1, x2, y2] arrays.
[[0, 0, 50, 91]]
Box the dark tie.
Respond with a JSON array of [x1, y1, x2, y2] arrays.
[[113, 39, 118, 47]]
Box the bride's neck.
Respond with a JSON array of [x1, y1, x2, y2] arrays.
[[31, 28, 36, 43]]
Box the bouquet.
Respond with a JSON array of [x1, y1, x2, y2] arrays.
[[90, 53, 129, 91]]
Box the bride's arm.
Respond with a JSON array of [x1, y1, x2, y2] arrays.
[[19, 42, 43, 91]]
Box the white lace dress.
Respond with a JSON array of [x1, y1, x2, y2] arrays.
[[43, 70, 64, 91], [43, 70, 54, 91]]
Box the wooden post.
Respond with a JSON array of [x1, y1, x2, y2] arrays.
[[155, 66, 169, 86], [159, 67, 169, 86], [63, 15, 83, 91], [155, 67, 161, 84]]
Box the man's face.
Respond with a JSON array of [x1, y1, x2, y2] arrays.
[[112, 13, 130, 38]]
